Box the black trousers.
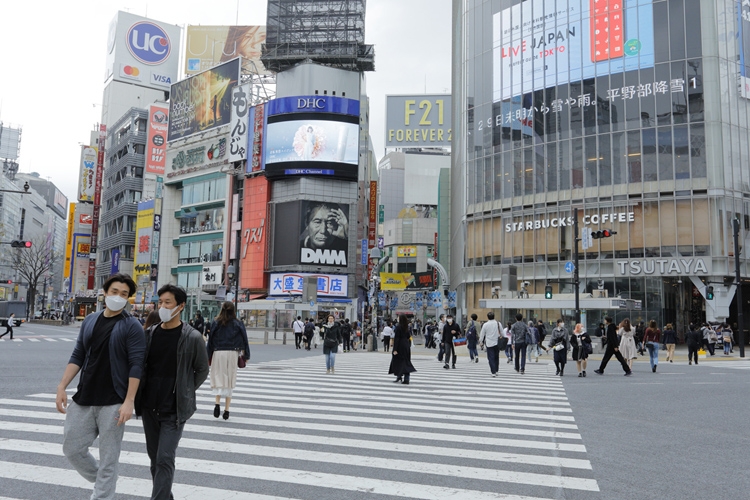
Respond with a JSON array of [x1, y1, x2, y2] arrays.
[[553, 348, 567, 372], [688, 344, 700, 363], [383, 336, 391, 352], [486, 345, 500, 374], [343, 336, 350, 351], [0, 325, 12, 339], [444, 342, 457, 366], [598, 347, 631, 373], [142, 409, 185, 500], [294, 332, 303, 348]]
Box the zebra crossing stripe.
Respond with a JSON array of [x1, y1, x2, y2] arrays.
[[0, 460, 296, 500], [44, 338, 57, 342], [28, 339, 40, 342], [0, 422, 597, 491], [0, 418, 593, 470], [0, 439, 595, 498]]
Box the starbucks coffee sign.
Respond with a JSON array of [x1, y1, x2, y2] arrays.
[[505, 211, 635, 232], [616, 258, 710, 277]]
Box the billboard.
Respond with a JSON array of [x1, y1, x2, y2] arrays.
[[146, 104, 169, 174], [385, 95, 451, 148], [272, 201, 350, 268], [168, 58, 241, 142], [397, 246, 417, 258], [134, 200, 155, 285], [229, 84, 251, 162], [0, 124, 21, 160], [240, 176, 270, 291], [492, 0, 655, 102], [263, 95, 361, 181], [104, 11, 182, 90], [165, 133, 228, 180], [380, 272, 435, 291], [63, 203, 75, 281], [269, 273, 348, 297], [78, 146, 97, 202], [185, 25, 268, 75], [248, 103, 265, 173]]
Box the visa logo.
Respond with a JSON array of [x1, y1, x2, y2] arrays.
[[152, 74, 172, 85]]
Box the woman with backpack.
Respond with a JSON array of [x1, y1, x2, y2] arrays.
[[643, 320, 661, 373], [207, 301, 250, 420], [570, 323, 592, 377]]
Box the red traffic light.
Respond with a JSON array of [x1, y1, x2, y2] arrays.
[[591, 229, 617, 239], [10, 240, 32, 248], [24, 241, 32, 248]]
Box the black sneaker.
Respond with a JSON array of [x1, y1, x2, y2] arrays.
[[624, 372, 632, 376], [443, 364, 450, 370], [594, 369, 603, 375], [213, 404, 220, 418]]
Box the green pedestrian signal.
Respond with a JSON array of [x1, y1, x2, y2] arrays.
[[545, 285, 553, 299], [706, 286, 714, 300]]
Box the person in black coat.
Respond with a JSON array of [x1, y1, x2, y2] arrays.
[[322, 315, 343, 374], [442, 314, 462, 370], [686, 323, 703, 365], [389, 314, 416, 384], [594, 316, 632, 376]]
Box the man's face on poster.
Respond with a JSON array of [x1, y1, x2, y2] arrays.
[[307, 206, 338, 248]]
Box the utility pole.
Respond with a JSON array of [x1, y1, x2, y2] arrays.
[[733, 218, 745, 357], [573, 208, 581, 324]]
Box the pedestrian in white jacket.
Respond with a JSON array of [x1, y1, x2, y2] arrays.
[[479, 312, 503, 377]]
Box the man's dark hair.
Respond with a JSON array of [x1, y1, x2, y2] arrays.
[[515, 313, 523, 321], [297, 316, 301, 320], [471, 313, 478, 320], [557, 318, 564, 324], [439, 314, 445, 320], [158, 284, 188, 305], [103, 273, 137, 297], [487, 312, 495, 320], [345, 318, 349, 323], [446, 314, 453, 318], [604, 316, 613, 324]]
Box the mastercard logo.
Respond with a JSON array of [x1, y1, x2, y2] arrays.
[[123, 65, 140, 76]]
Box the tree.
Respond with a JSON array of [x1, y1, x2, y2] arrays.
[[12, 237, 56, 319]]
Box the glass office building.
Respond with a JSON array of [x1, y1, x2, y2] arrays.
[[451, 0, 750, 332]]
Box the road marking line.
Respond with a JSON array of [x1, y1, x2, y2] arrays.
[[0, 425, 598, 491], [0, 441, 592, 498]]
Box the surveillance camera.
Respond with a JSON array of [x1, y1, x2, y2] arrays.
[[522, 281, 530, 287]]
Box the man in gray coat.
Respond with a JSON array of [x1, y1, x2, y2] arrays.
[[509, 313, 530, 374], [136, 284, 209, 500]]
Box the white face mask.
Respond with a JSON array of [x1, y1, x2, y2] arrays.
[[105, 295, 127, 312], [447, 319, 453, 324], [159, 306, 181, 323]]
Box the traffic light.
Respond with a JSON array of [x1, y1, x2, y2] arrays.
[[591, 229, 617, 239], [545, 285, 553, 299], [10, 240, 31, 248], [706, 286, 714, 300]]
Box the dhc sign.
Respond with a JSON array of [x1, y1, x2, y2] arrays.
[[127, 21, 171, 65]]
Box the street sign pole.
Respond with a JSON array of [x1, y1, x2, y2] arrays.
[[733, 218, 745, 357]]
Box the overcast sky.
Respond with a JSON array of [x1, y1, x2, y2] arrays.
[[0, 0, 451, 204]]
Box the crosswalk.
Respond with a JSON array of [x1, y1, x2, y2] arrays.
[[0, 336, 76, 342], [0, 353, 600, 499]]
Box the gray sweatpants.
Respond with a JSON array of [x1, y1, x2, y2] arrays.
[[62, 401, 125, 500]]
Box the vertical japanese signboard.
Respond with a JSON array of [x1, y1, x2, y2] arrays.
[[146, 104, 169, 174], [247, 103, 265, 173], [88, 124, 106, 290], [368, 181, 377, 276], [229, 83, 250, 163]]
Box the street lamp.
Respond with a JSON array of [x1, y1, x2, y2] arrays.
[[226, 264, 238, 316]]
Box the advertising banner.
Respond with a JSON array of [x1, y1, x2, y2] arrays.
[[240, 176, 270, 291], [166, 134, 228, 180], [248, 103, 265, 173], [385, 95, 451, 148], [0, 124, 21, 160], [201, 265, 222, 286], [185, 26, 268, 75], [168, 58, 241, 142], [105, 11, 182, 90], [88, 125, 106, 289], [272, 201, 350, 268], [492, 0, 655, 102], [63, 203, 75, 281], [78, 146, 97, 202], [229, 83, 251, 162], [397, 246, 417, 258], [269, 273, 348, 297], [368, 181, 377, 247], [110, 248, 120, 274], [380, 272, 435, 291], [134, 200, 155, 285], [146, 104, 169, 174]]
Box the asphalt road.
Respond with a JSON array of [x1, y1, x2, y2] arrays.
[[1, 322, 749, 500]]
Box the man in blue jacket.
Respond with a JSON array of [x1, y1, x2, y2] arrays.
[[55, 273, 146, 500]]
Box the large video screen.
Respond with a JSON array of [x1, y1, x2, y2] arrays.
[[493, 0, 655, 102], [264, 116, 360, 180]]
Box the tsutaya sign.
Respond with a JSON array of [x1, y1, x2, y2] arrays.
[[505, 212, 635, 232], [616, 258, 710, 277]]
